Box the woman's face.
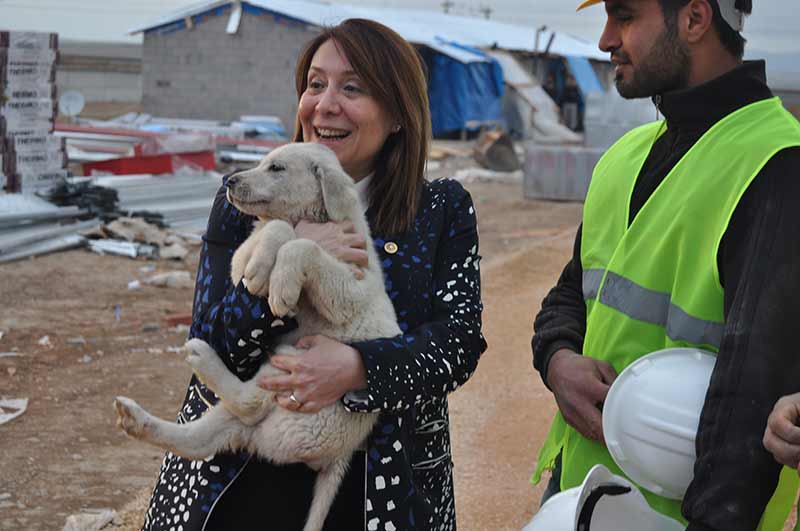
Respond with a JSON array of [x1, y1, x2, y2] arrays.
[[298, 39, 395, 181]]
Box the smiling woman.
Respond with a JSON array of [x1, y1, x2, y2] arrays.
[[296, 41, 395, 182], [293, 20, 431, 236], [140, 17, 486, 531]]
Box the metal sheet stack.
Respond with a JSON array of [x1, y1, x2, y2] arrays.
[[0, 31, 67, 194]]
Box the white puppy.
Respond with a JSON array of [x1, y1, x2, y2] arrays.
[[114, 143, 400, 531]]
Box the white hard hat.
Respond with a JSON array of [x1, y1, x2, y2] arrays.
[[576, 0, 747, 32], [522, 464, 684, 531], [603, 348, 717, 499]]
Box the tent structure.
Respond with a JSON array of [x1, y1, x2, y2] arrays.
[[129, 1, 610, 135], [420, 43, 505, 136], [129, 0, 607, 60]]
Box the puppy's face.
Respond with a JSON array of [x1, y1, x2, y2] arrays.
[[226, 144, 327, 224]]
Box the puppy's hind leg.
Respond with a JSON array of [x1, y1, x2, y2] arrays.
[[114, 397, 249, 460], [302, 456, 353, 531]]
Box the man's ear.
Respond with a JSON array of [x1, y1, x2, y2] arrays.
[[684, 0, 715, 44], [311, 158, 357, 222]]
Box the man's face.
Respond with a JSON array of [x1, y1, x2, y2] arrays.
[[599, 0, 690, 98]]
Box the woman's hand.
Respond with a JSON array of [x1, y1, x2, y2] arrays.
[[257, 335, 367, 413], [763, 392, 800, 470], [295, 220, 368, 271]]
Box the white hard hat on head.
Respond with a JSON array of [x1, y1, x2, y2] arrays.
[[522, 464, 684, 531], [576, 0, 747, 32]]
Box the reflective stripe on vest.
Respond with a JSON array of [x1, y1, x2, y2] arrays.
[[582, 269, 724, 349]]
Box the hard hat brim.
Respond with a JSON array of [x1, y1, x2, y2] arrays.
[[577, 0, 603, 11]]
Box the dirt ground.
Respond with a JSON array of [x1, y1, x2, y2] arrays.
[[2, 175, 793, 530], [0, 175, 582, 530]]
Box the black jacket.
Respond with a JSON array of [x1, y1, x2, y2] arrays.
[[143, 176, 487, 531], [532, 61, 800, 531]]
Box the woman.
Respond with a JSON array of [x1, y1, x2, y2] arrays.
[[142, 19, 486, 531]]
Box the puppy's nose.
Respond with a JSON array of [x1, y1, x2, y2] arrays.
[[226, 174, 239, 188]]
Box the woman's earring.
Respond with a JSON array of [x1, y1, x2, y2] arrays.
[[392, 124, 401, 133]]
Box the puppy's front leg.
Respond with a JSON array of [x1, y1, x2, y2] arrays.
[[272, 240, 370, 325], [230, 227, 260, 287], [268, 238, 319, 317], [243, 220, 296, 297]]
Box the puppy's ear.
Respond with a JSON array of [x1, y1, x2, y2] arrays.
[[311, 158, 357, 222]]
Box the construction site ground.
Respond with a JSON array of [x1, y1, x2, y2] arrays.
[[1, 177, 795, 530]]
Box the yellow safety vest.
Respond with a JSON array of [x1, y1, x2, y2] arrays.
[[534, 98, 800, 529]]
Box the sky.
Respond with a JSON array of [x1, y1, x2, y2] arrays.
[[0, 0, 796, 55]]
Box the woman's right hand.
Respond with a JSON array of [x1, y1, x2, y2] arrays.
[[763, 393, 800, 470], [295, 220, 369, 272]]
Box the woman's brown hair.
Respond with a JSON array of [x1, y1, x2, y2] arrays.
[[293, 18, 431, 236]]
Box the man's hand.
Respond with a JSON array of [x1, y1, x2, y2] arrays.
[[763, 392, 800, 470], [547, 348, 617, 443], [295, 220, 368, 275]]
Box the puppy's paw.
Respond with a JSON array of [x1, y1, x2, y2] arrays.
[[183, 339, 223, 388], [114, 396, 150, 439], [268, 269, 302, 318], [243, 254, 273, 297]]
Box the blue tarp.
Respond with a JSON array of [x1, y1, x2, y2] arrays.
[[426, 42, 505, 136], [566, 55, 605, 96]]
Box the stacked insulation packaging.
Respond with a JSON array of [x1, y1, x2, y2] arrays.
[[0, 31, 67, 194]]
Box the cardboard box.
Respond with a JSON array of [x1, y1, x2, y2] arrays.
[[19, 168, 69, 192], [0, 115, 54, 137], [1, 97, 56, 121], [0, 61, 56, 84], [6, 134, 64, 153], [3, 48, 58, 65], [0, 31, 58, 50], [3, 147, 66, 176], [1, 82, 56, 101]]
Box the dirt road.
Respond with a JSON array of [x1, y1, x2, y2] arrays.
[[0, 180, 584, 530]]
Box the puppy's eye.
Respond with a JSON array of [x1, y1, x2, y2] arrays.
[[268, 163, 285, 172]]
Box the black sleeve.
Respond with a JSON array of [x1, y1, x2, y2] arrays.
[[683, 147, 800, 531], [343, 183, 486, 413], [531, 224, 587, 388], [189, 181, 297, 381]]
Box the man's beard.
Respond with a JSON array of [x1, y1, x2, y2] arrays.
[[614, 21, 690, 99]]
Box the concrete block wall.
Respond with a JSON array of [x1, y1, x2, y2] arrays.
[[56, 70, 142, 102], [522, 142, 605, 201], [142, 8, 317, 134]]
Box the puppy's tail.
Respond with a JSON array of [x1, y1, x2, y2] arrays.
[[302, 456, 353, 531]]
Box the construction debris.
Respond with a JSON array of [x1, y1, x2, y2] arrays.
[[473, 129, 521, 172], [143, 270, 193, 289], [60, 508, 119, 531], [83, 216, 196, 260], [88, 239, 156, 259], [453, 168, 523, 184], [0, 398, 28, 426]]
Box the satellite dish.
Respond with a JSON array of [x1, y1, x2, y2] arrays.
[[59, 90, 85, 117]]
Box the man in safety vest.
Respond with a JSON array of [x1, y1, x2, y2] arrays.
[[531, 0, 800, 530]]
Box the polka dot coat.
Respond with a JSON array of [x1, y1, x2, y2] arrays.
[[141, 177, 486, 531]]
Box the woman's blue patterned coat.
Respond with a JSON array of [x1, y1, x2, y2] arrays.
[[142, 176, 487, 531]]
